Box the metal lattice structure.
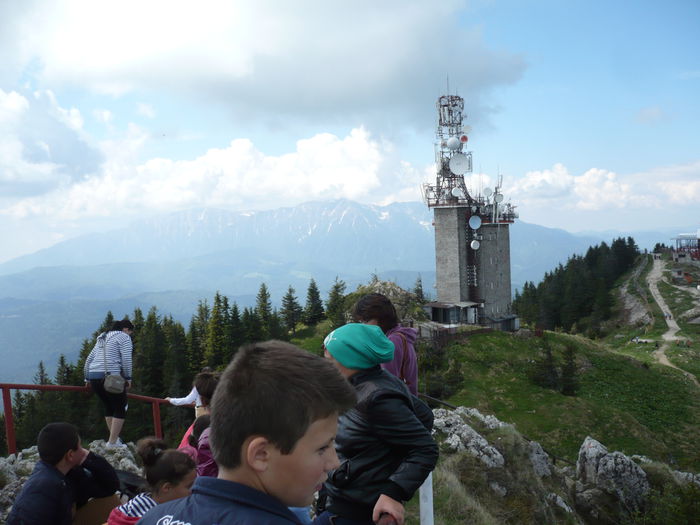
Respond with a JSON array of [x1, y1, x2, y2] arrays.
[[422, 94, 519, 331]]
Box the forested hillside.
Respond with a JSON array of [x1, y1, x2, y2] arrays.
[[513, 237, 639, 336]]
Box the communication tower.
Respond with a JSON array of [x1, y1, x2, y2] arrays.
[[421, 94, 518, 330]]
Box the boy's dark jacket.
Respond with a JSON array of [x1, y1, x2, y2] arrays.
[[7, 451, 119, 525], [137, 477, 304, 524], [323, 366, 438, 521]]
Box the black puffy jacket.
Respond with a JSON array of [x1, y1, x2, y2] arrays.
[[323, 366, 439, 521]]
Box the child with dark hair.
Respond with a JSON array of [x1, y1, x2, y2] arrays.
[[175, 371, 220, 449], [320, 323, 438, 525], [7, 422, 119, 525], [167, 368, 216, 419], [107, 437, 196, 524], [352, 293, 419, 394], [139, 340, 357, 525]]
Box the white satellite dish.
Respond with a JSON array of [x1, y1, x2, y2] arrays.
[[446, 137, 461, 150], [449, 153, 470, 175], [483, 187, 493, 197], [494, 193, 504, 203], [470, 240, 480, 250], [468, 215, 482, 230], [451, 187, 463, 198]]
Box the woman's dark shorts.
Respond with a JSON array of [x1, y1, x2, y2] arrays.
[[90, 378, 127, 418]]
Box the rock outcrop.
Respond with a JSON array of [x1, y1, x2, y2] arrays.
[[430, 406, 698, 524], [574, 436, 650, 523]]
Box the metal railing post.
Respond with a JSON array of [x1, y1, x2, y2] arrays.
[[2, 386, 16, 455], [419, 472, 434, 525], [152, 401, 163, 439]]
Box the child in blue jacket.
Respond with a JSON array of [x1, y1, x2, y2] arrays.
[[138, 340, 357, 524]]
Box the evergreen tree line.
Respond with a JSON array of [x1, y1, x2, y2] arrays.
[[4, 279, 331, 453], [513, 237, 639, 336]]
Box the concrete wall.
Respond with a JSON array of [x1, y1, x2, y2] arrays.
[[477, 224, 512, 319], [434, 207, 514, 323], [434, 207, 469, 303]]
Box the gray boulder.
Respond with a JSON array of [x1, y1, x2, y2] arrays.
[[575, 436, 650, 521], [433, 408, 505, 468]]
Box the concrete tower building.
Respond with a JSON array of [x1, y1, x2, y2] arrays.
[[422, 94, 518, 330]]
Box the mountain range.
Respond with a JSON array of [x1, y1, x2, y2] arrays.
[[0, 199, 666, 382]]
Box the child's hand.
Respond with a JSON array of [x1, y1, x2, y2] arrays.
[[372, 494, 404, 525]]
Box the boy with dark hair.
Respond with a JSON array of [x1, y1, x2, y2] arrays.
[[7, 422, 119, 525], [139, 340, 357, 524], [320, 323, 438, 525]]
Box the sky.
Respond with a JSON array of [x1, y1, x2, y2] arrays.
[[1, 0, 699, 263]]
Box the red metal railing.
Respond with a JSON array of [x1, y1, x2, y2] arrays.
[[0, 383, 168, 455]]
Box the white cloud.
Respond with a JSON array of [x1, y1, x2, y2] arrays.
[[503, 161, 700, 231], [0, 0, 525, 128], [3, 127, 421, 220], [137, 103, 155, 118], [0, 88, 102, 200], [92, 108, 113, 125]]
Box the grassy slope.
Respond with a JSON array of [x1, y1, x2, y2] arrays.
[[442, 331, 700, 471]]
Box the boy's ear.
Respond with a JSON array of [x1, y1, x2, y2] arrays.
[[244, 436, 272, 473]]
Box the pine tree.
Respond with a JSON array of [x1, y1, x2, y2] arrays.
[[560, 346, 578, 396], [128, 307, 167, 441], [268, 309, 288, 340], [135, 307, 167, 396], [529, 339, 559, 390], [204, 292, 228, 368], [255, 283, 272, 339], [303, 279, 325, 326], [187, 300, 210, 375], [225, 302, 245, 364], [242, 307, 264, 343], [162, 317, 192, 438], [413, 276, 426, 303], [325, 277, 348, 330], [281, 286, 303, 334]]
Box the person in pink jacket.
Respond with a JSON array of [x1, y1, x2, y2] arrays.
[[352, 293, 419, 395]]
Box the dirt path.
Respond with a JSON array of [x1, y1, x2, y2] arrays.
[[646, 258, 699, 386]]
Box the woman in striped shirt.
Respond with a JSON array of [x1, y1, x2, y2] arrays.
[[107, 437, 196, 525], [84, 318, 134, 446]]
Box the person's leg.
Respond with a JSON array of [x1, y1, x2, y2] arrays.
[[108, 418, 125, 444], [106, 390, 128, 445], [90, 379, 116, 442]]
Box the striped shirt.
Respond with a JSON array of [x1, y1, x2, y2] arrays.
[[84, 330, 133, 380], [116, 492, 156, 517]]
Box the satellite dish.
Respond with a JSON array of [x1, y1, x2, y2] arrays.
[[494, 193, 504, 203], [449, 153, 470, 175], [446, 137, 461, 150], [470, 240, 480, 250], [451, 187, 463, 198], [468, 215, 482, 230], [483, 187, 493, 197]]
